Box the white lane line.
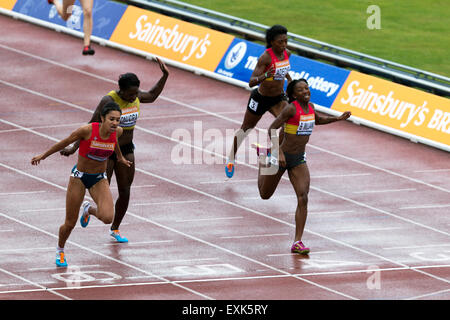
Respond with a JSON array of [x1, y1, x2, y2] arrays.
[[308, 210, 355, 215], [132, 200, 199, 206], [400, 204, 450, 210], [383, 243, 450, 250], [312, 173, 372, 178], [103, 240, 174, 246], [414, 169, 450, 173], [406, 288, 450, 300], [131, 184, 156, 188], [0, 247, 55, 253], [146, 258, 219, 265], [221, 233, 289, 239], [199, 179, 257, 184], [176, 216, 243, 223], [333, 227, 404, 233], [20, 208, 65, 213], [353, 188, 416, 194], [0, 191, 46, 196], [267, 251, 335, 257], [28, 265, 101, 272]]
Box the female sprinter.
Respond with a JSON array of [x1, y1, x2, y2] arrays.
[[60, 57, 169, 243], [31, 102, 132, 267], [254, 79, 351, 254], [225, 24, 292, 178]]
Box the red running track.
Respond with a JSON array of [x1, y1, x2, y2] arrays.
[[0, 14, 449, 302]]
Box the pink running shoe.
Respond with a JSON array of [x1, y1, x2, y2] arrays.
[[291, 240, 310, 254]]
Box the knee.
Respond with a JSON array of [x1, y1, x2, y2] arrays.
[[99, 212, 113, 225], [82, 7, 92, 19], [96, 207, 113, 224], [297, 192, 308, 206]]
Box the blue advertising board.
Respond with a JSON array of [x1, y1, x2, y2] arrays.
[[12, 0, 126, 40], [215, 38, 350, 108]]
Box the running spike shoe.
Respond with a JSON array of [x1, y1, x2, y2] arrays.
[[225, 159, 235, 178], [110, 230, 128, 243], [291, 240, 310, 255], [56, 251, 68, 267], [79, 201, 91, 228], [82, 45, 95, 55]]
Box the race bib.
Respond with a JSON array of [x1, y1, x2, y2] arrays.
[[120, 105, 139, 128], [297, 114, 315, 136]]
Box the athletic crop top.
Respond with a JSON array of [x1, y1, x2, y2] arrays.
[[284, 101, 315, 136], [107, 90, 140, 130], [79, 122, 117, 161], [264, 48, 290, 81]]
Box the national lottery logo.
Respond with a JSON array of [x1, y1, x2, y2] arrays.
[[224, 42, 247, 70]]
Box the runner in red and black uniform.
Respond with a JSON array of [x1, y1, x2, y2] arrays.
[[31, 102, 132, 267], [225, 25, 293, 178]]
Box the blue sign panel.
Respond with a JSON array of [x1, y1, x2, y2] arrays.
[[13, 0, 126, 40], [215, 38, 350, 108]]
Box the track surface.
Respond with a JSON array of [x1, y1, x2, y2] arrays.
[[0, 14, 449, 301]]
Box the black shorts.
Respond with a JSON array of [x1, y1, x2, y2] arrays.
[[71, 165, 106, 189], [109, 142, 135, 161], [246, 89, 287, 116], [279, 152, 307, 171]]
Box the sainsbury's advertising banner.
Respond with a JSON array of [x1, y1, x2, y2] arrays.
[[332, 71, 450, 147], [110, 5, 233, 72]]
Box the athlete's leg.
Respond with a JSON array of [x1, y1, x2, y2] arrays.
[[79, 0, 94, 47], [228, 109, 263, 161], [58, 176, 85, 248], [111, 152, 135, 230], [268, 100, 288, 145], [256, 152, 286, 200], [87, 179, 114, 225], [287, 163, 310, 242]]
